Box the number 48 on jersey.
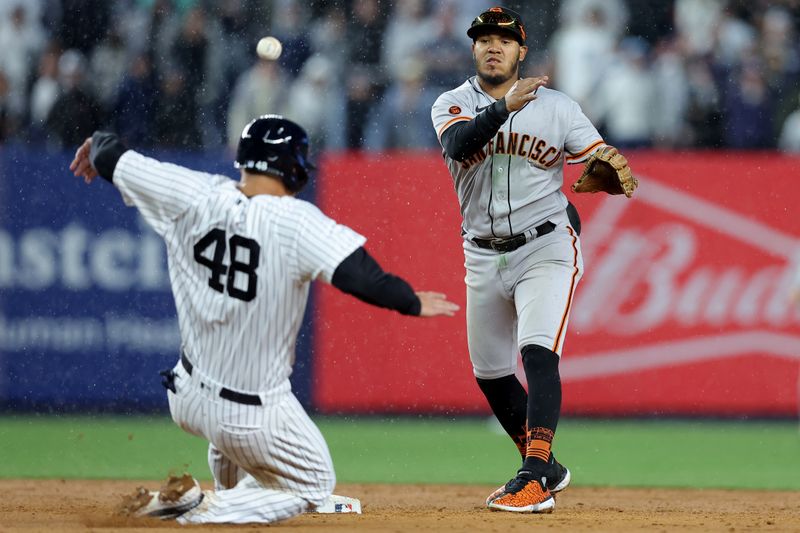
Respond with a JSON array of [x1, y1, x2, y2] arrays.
[[193, 229, 261, 302]]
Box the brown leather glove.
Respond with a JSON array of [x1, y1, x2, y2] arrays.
[[571, 145, 638, 198]]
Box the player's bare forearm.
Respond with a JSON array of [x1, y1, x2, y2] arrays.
[[416, 291, 460, 317]]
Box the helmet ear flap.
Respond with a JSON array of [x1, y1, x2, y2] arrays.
[[285, 159, 309, 193]]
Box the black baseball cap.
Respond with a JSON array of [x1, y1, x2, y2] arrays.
[[467, 7, 527, 44]]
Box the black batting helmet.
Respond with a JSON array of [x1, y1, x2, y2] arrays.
[[234, 115, 315, 193]]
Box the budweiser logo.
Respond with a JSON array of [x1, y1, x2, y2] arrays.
[[559, 176, 800, 382]]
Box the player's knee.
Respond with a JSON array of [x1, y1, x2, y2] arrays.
[[521, 344, 560, 378], [476, 374, 519, 396]]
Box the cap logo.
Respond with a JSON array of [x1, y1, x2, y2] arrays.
[[263, 133, 293, 144]]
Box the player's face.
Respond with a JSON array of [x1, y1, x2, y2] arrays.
[[472, 33, 528, 86]]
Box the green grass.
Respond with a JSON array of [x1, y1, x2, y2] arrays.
[[1, 416, 798, 490]]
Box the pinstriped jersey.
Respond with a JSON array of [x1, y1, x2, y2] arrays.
[[113, 151, 365, 394], [431, 77, 603, 239]]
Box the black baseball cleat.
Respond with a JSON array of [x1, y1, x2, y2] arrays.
[[546, 455, 571, 494]]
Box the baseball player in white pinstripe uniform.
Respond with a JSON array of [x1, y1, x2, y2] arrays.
[[431, 7, 634, 513], [70, 115, 458, 524]]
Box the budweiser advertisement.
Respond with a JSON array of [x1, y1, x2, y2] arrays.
[[315, 152, 800, 417]]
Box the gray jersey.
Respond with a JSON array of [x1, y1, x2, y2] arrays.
[[113, 151, 365, 395], [431, 77, 603, 240]]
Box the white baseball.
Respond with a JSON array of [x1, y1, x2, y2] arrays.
[[256, 36, 282, 61]]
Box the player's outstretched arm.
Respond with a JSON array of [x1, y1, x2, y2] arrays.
[[416, 291, 460, 317], [331, 247, 459, 318]]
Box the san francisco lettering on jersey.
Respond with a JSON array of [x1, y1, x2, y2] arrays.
[[460, 130, 563, 170]]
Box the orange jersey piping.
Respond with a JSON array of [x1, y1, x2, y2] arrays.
[[552, 226, 580, 354], [437, 116, 472, 139], [566, 140, 605, 163]]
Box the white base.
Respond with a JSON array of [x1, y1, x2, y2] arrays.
[[313, 494, 362, 514]]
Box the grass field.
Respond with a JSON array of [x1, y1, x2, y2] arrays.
[[1, 416, 798, 490]]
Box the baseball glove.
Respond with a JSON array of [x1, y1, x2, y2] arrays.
[[571, 146, 638, 198]]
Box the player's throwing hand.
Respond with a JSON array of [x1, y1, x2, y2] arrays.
[[504, 76, 548, 112], [416, 292, 460, 317]]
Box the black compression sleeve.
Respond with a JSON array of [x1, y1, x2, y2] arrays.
[[331, 247, 421, 316], [89, 131, 128, 183], [440, 98, 510, 161]]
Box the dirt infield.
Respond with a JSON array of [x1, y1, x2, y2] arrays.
[[1, 479, 799, 532]]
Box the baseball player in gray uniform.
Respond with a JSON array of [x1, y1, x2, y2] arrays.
[[69, 115, 459, 524], [431, 7, 635, 513]]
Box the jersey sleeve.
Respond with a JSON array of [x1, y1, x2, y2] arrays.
[[112, 151, 216, 236], [291, 202, 366, 283], [563, 100, 605, 164], [431, 91, 473, 142]]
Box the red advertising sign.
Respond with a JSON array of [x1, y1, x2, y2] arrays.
[[315, 151, 800, 417]]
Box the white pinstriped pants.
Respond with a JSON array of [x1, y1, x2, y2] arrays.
[[166, 361, 335, 524]]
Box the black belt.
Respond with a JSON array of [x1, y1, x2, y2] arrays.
[[181, 353, 262, 406], [472, 221, 556, 252]]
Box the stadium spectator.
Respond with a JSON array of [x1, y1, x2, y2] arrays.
[[154, 67, 201, 148], [364, 57, 438, 151], [590, 37, 655, 148], [0, 4, 45, 121], [308, 3, 348, 70], [549, 5, 616, 110], [424, 1, 475, 93], [213, 0, 254, 106], [722, 61, 775, 149], [685, 56, 724, 147], [27, 45, 60, 141], [382, 0, 436, 82], [122, 0, 181, 76], [170, 5, 226, 146], [0, 0, 43, 27], [343, 0, 386, 148], [284, 54, 344, 151], [45, 49, 103, 149], [56, 0, 110, 54], [270, 0, 312, 78], [674, 0, 725, 57], [226, 54, 287, 151], [89, 27, 128, 113], [560, 0, 629, 39], [713, 4, 757, 68], [113, 53, 157, 148], [758, 7, 800, 141], [169, 6, 209, 97], [650, 36, 690, 148]]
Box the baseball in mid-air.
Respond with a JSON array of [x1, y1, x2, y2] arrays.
[[256, 36, 282, 61]]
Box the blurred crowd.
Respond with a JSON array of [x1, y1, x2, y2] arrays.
[[1, 0, 800, 154]]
